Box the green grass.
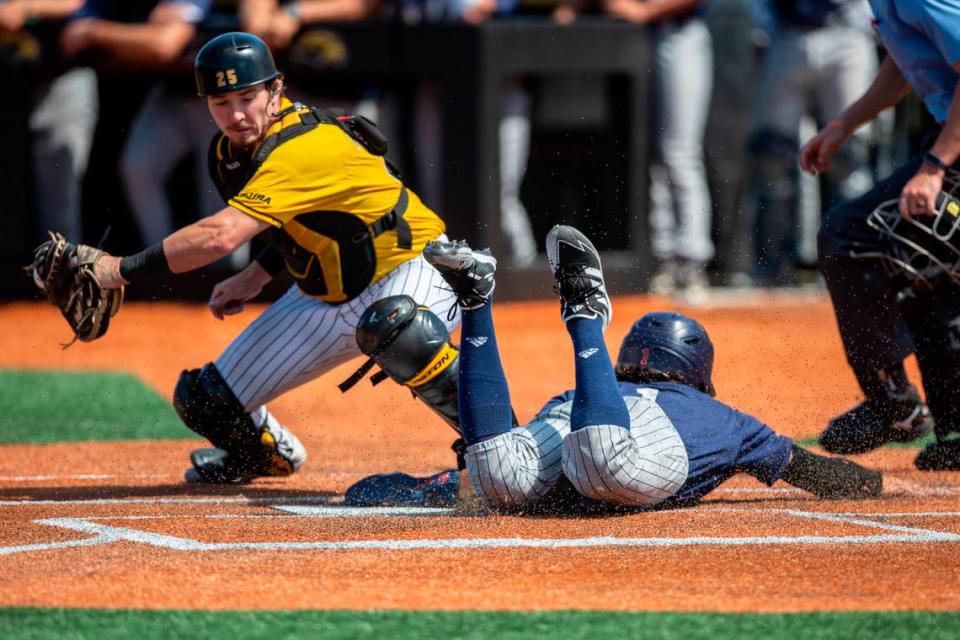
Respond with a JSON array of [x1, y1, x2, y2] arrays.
[[0, 370, 194, 443], [1, 609, 959, 640], [795, 433, 935, 449]]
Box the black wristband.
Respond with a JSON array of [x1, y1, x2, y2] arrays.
[[119, 243, 171, 282], [924, 151, 950, 172], [255, 246, 286, 277]]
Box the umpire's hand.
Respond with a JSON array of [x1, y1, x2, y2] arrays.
[[799, 123, 849, 176]]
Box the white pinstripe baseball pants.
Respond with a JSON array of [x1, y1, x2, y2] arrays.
[[214, 248, 459, 435], [464, 393, 689, 509]]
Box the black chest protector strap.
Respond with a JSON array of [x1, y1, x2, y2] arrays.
[[249, 103, 413, 249], [211, 105, 411, 250]]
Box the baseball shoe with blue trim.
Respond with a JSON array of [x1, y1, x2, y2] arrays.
[[546, 225, 611, 329], [424, 239, 497, 310], [344, 469, 460, 507]]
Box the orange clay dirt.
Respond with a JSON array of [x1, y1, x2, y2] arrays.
[[0, 295, 958, 612]]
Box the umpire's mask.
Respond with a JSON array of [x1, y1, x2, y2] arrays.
[[862, 169, 960, 292]]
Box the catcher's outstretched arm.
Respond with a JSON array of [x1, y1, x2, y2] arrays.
[[97, 206, 267, 288]]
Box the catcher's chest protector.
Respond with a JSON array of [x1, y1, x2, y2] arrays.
[[207, 105, 413, 302]]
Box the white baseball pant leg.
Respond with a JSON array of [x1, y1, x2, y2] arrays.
[[562, 396, 689, 507], [213, 247, 459, 462]]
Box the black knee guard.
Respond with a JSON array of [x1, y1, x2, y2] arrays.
[[173, 363, 262, 453], [340, 295, 461, 431]]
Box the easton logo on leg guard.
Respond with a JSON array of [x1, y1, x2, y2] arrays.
[[466, 336, 488, 347], [406, 343, 458, 387]]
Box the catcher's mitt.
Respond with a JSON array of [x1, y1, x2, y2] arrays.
[[26, 232, 123, 348]]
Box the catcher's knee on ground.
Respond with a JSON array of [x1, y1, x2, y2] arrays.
[[561, 425, 688, 507], [174, 364, 306, 482], [463, 421, 565, 509], [342, 295, 461, 430]]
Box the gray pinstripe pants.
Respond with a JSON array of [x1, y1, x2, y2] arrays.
[[465, 393, 689, 509]]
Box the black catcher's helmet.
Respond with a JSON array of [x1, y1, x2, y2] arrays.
[[615, 311, 716, 396], [195, 32, 281, 97], [860, 172, 960, 292]]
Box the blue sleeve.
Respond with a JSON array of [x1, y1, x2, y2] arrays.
[[920, 0, 960, 67], [535, 389, 575, 417], [732, 410, 793, 485]]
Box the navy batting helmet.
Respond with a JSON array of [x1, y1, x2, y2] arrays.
[[195, 32, 281, 97], [615, 311, 715, 396]]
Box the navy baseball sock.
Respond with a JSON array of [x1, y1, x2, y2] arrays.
[[567, 316, 630, 431], [458, 302, 514, 446]]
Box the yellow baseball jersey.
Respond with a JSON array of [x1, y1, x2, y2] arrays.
[[218, 99, 445, 303]]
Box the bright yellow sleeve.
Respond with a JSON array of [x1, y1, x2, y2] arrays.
[[228, 128, 354, 226]]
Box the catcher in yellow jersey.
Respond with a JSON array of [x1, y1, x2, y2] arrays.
[[87, 32, 462, 482]]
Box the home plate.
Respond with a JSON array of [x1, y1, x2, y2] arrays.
[[271, 505, 457, 517]]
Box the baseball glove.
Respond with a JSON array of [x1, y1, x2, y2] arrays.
[[26, 232, 124, 348]]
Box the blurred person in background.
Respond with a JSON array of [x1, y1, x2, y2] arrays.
[[749, 0, 876, 286], [602, 0, 714, 302], [1, 0, 95, 243], [395, 0, 539, 267], [61, 0, 252, 265], [244, 0, 374, 52]]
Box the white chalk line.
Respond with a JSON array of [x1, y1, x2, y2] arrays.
[[0, 496, 337, 507], [0, 534, 117, 557], [0, 507, 950, 557], [0, 473, 171, 482], [273, 505, 461, 517], [784, 509, 960, 542], [80, 506, 469, 520], [0, 472, 360, 483], [23, 516, 959, 553]]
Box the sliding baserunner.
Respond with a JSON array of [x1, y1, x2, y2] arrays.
[[413, 224, 883, 513]]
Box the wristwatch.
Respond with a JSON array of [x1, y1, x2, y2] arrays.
[[924, 151, 950, 172]]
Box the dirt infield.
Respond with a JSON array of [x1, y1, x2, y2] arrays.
[[1, 296, 958, 612]]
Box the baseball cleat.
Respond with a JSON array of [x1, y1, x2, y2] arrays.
[[185, 421, 307, 484], [343, 468, 460, 507], [914, 438, 960, 471], [546, 224, 611, 329], [818, 387, 934, 455], [424, 239, 497, 310], [185, 448, 256, 484]]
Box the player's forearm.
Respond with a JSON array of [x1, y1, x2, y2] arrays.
[[15, 0, 83, 20], [926, 82, 960, 166], [636, 0, 704, 22], [832, 56, 911, 134], [161, 210, 264, 273], [81, 19, 195, 63], [239, 0, 277, 33], [294, 0, 372, 23]]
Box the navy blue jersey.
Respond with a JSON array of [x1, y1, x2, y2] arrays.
[[538, 381, 793, 507]]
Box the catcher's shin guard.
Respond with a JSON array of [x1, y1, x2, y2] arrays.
[[340, 295, 461, 431], [174, 364, 306, 483]]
